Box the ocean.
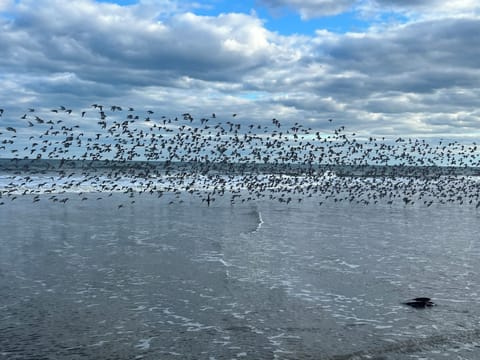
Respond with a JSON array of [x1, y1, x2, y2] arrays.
[[1, 160, 480, 359]]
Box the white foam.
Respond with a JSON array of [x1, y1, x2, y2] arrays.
[[217, 258, 232, 267], [337, 260, 360, 269], [254, 211, 264, 232], [135, 337, 155, 351]]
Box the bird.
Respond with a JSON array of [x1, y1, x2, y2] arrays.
[[403, 297, 436, 308], [0, 104, 479, 210]]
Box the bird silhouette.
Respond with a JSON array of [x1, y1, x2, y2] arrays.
[[0, 104, 479, 209]]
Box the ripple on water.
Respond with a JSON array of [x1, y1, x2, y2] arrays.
[[1, 197, 480, 358]]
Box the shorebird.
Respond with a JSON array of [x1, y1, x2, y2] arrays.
[[403, 297, 436, 308], [0, 103, 479, 208]]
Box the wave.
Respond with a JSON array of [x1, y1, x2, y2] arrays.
[[254, 211, 264, 233], [239, 207, 265, 236]]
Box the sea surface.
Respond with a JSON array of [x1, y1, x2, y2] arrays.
[[1, 163, 480, 359]]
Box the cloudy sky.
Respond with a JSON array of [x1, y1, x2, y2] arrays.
[[1, 0, 479, 139]]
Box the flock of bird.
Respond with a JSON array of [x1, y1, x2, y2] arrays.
[[1, 104, 480, 207]]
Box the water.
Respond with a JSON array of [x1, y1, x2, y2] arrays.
[[1, 189, 480, 359]]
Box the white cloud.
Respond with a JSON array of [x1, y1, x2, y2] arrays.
[[361, 0, 480, 20], [0, 0, 479, 139], [0, 1, 283, 84], [0, 0, 13, 11]]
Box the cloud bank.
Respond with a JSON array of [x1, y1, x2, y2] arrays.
[[0, 0, 479, 139]]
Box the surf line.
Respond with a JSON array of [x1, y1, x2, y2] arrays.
[[254, 211, 264, 233]]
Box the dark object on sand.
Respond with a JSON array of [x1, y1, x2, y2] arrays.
[[403, 297, 436, 308]]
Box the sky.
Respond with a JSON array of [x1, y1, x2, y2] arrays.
[[1, 0, 480, 140]]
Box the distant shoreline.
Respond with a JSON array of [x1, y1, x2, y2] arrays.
[[1, 158, 479, 178]]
